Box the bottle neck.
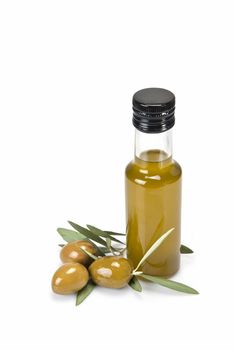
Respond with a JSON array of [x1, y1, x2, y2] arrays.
[[134, 129, 173, 162]]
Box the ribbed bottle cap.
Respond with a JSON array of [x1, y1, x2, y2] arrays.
[[132, 88, 175, 133]]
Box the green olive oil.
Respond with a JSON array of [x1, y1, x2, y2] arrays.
[[125, 150, 181, 276]]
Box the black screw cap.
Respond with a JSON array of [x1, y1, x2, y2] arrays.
[[132, 88, 175, 133]]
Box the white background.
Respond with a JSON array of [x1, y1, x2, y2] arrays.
[[0, 0, 232, 349]]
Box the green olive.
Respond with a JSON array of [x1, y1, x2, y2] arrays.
[[51, 263, 89, 295], [89, 256, 133, 289], [60, 240, 98, 266]]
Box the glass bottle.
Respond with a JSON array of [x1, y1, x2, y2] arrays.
[[125, 88, 182, 277]]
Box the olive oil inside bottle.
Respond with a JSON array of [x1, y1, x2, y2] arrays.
[[125, 149, 182, 277]]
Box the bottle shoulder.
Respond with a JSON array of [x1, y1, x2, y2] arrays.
[[171, 159, 182, 176], [125, 158, 182, 186]]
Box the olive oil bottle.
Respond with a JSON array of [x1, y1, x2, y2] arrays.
[[125, 88, 182, 277]]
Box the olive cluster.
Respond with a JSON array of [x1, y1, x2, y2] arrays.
[[51, 240, 133, 295]]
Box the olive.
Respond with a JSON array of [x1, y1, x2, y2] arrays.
[[52, 262, 89, 295], [60, 240, 98, 266], [89, 256, 133, 289]]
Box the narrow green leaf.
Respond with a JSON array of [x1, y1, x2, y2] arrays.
[[106, 237, 112, 251], [68, 221, 107, 247], [133, 271, 143, 276], [57, 228, 86, 242], [80, 248, 97, 260], [57, 227, 102, 255], [129, 276, 142, 292], [105, 231, 125, 236], [119, 247, 127, 255], [58, 244, 65, 247], [87, 225, 125, 245], [76, 281, 95, 306], [141, 274, 199, 294], [180, 244, 194, 254], [104, 237, 120, 256], [97, 247, 110, 255], [134, 228, 174, 272]]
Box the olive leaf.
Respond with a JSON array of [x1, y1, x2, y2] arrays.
[[133, 271, 143, 276], [141, 274, 199, 294], [57, 228, 86, 242], [128, 276, 142, 292], [133, 228, 175, 272], [68, 221, 107, 247], [105, 237, 121, 256], [106, 237, 112, 251], [76, 281, 96, 306], [180, 244, 193, 254], [80, 248, 98, 261], [97, 247, 110, 255], [105, 231, 125, 236], [119, 247, 127, 255], [87, 225, 125, 245]]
